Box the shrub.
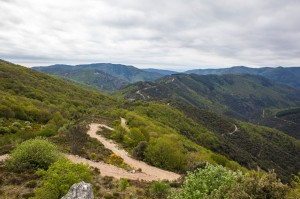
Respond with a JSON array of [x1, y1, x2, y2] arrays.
[[25, 180, 37, 188], [144, 138, 186, 172], [0, 127, 10, 134], [149, 181, 170, 197], [119, 178, 129, 191], [124, 128, 146, 147], [227, 170, 289, 199], [132, 141, 148, 160], [169, 163, 241, 199], [34, 158, 92, 199], [5, 137, 61, 171]]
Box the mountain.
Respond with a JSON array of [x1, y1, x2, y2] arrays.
[[186, 66, 300, 90], [143, 68, 178, 75], [33, 63, 164, 91], [119, 73, 300, 122], [2, 60, 300, 184]]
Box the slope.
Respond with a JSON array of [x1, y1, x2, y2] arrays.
[[33, 63, 164, 91], [186, 66, 300, 90], [119, 73, 300, 122]]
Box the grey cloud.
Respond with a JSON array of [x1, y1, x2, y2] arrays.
[[0, 0, 300, 69]]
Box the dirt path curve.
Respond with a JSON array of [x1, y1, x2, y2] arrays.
[[120, 117, 129, 132], [88, 123, 180, 181], [0, 152, 179, 181], [229, 124, 238, 135], [67, 155, 164, 181]]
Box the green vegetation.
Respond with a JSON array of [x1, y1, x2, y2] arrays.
[[170, 164, 288, 199], [5, 137, 61, 171], [1, 60, 300, 198], [149, 181, 170, 198], [33, 63, 163, 91], [119, 73, 300, 121], [34, 158, 92, 199]]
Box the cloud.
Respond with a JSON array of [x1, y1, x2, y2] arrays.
[[0, 0, 300, 69]]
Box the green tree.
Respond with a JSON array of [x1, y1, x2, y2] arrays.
[[132, 141, 148, 160], [34, 158, 92, 199], [124, 128, 146, 147], [5, 137, 61, 171], [144, 138, 186, 172]]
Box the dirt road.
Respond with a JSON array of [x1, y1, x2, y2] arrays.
[[0, 122, 180, 181], [88, 123, 180, 181]]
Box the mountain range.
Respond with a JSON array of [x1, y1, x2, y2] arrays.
[[119, 73, 300, 121], [33, 63, 164, 91], [1, 59, 300, 182], [186, 66, 300, 90]]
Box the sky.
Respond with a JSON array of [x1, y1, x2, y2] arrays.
[[1, 0, 300, 70]]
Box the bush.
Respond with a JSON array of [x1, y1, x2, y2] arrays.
[[34, 158, 92, 199], [5, 137, 61, 171], [169, 163, 241, 199], [144, 138, 186, 172], [119, 178, 129, 191], [124, 128, 146, 147], [149, 181, 170, 197], [0, 127, 10, 134], [132, 141, 148, 160], [25, 180, 37, 188], [227, 170, 289, 199]]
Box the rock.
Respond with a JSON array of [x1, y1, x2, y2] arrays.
[[61, 181, 94, 199]]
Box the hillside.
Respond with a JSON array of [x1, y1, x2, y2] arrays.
[[1, 59, 300, 195], [119, 73, 300, 122], [143, 68, 178, 75], [33, 63, 164, 91], [186, 66, 300, 90]]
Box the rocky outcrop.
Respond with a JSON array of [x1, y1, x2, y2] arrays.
[[61, 182, 94, 199]]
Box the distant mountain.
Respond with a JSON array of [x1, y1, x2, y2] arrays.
[[143, 68, 178, 75], [33, 63, 164, 91], [186, 66, 300, 90], [119, 73, 300, 122]]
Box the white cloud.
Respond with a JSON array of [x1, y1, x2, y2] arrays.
[[0, 0, 300, 70]]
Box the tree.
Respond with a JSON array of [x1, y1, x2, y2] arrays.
[[132, 141, 148, 160], [5, 137, 61, 171], [144, 138, 186, 172], [34, 158, 92, 199], [124, 128, 146, 147]]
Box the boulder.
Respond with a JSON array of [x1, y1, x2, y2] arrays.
[[61, 181, 94, 199]]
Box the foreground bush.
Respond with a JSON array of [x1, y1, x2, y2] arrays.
[[5, 137, 61, 171], [34, 158, 92, 199], [170, 163, 241, 199], [150, 181, 170, 198], [169, 164, 289, 199]]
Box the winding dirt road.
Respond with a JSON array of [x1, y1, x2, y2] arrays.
[[0, 122, 180, 182], [86, 123, 180, 181]]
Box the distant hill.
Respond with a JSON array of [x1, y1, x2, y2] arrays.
[[33, 63, 164, 91], [143, 68, 178, 75], [119, 73, 300, 122], [186, 66, 300, 90]]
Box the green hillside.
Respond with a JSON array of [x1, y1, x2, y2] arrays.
[[119, 73, 300, 122], [1, 60, 300, 199], [33, 63, 163, 91], [186, 66, 300, 90]]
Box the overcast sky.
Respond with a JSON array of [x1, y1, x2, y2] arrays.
[[1, 0, 300, 70]]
